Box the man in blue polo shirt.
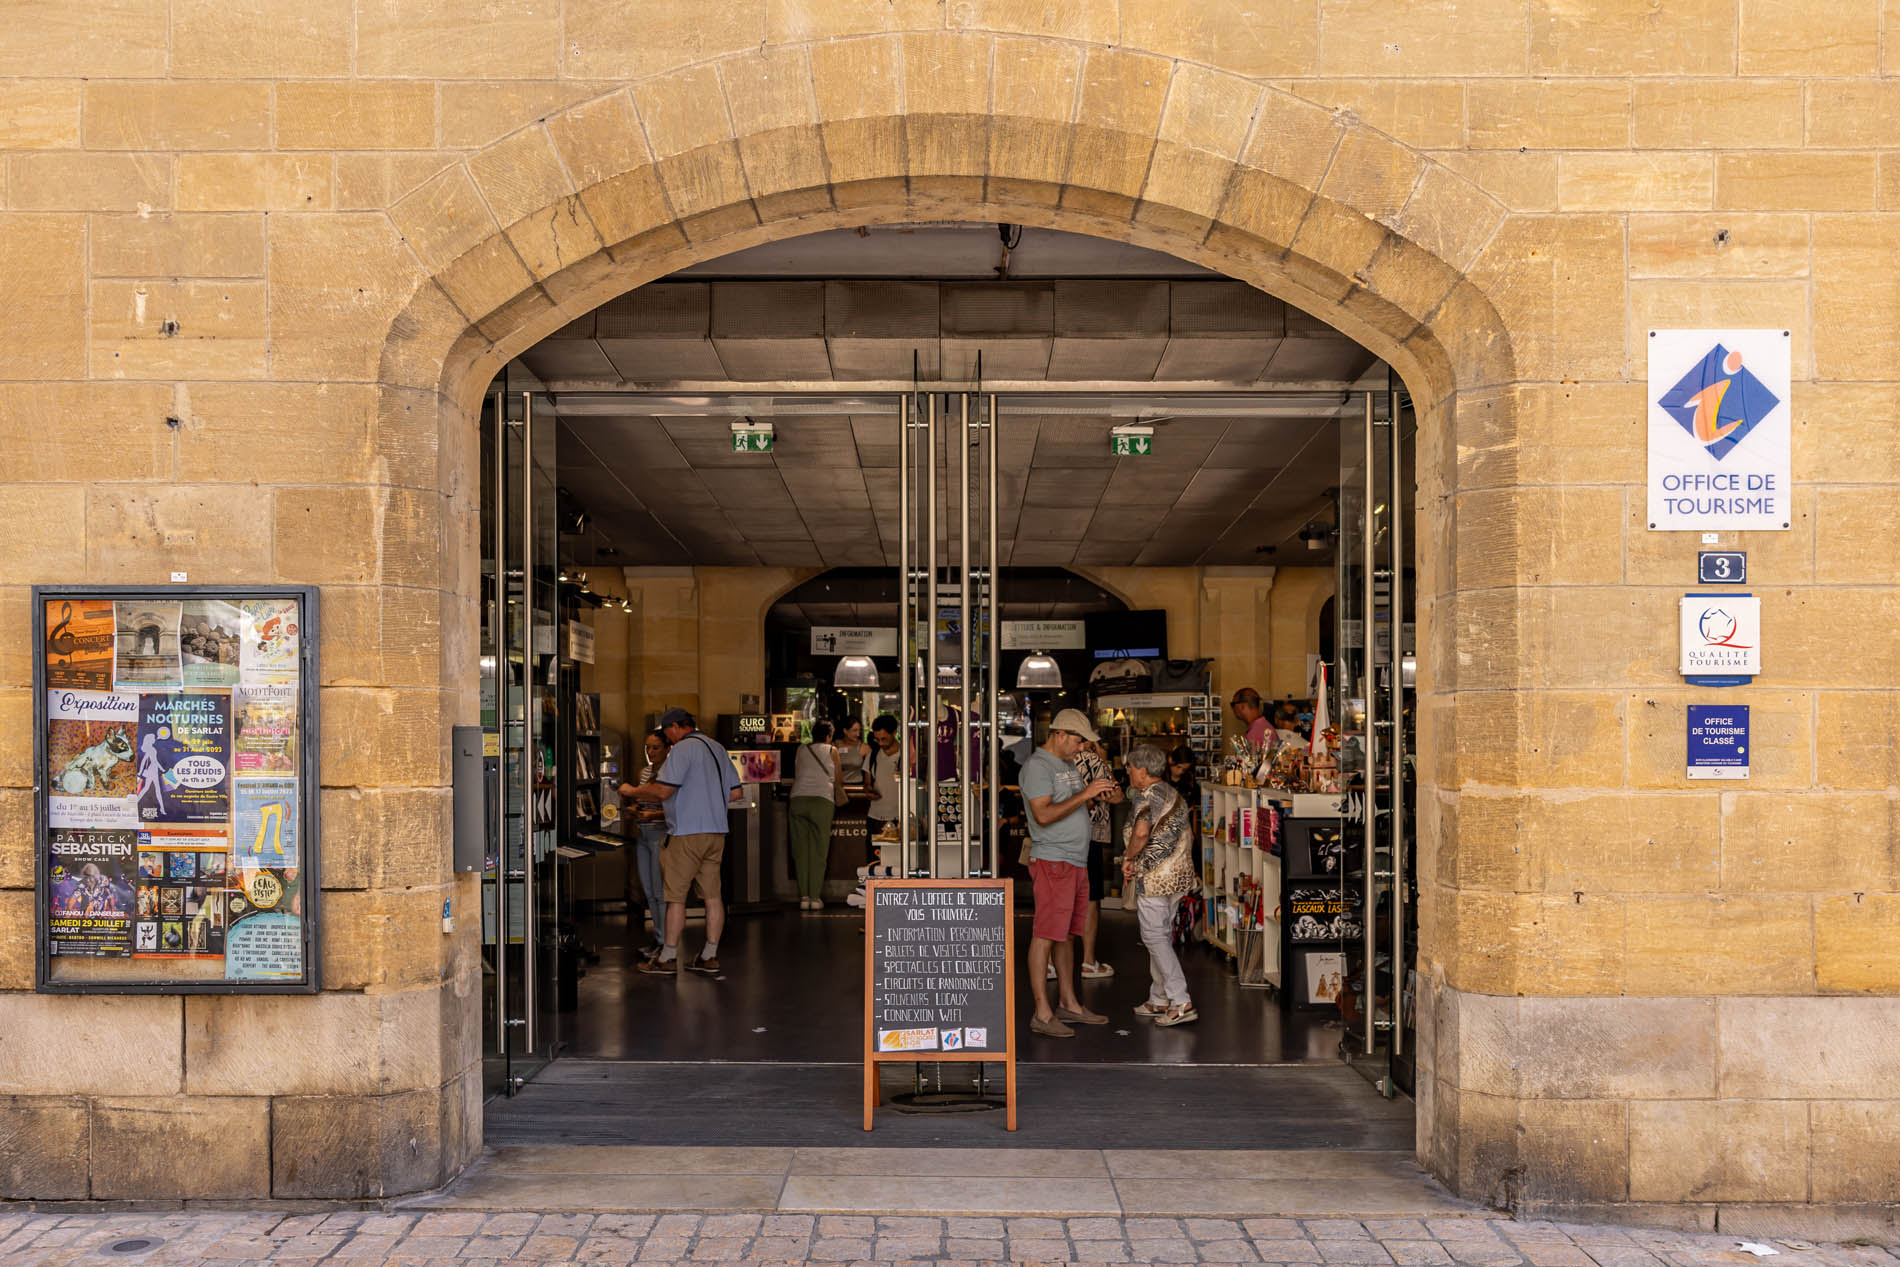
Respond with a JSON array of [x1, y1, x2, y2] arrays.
[[627, 707, 741, 977]]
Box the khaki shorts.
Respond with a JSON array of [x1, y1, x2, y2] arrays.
[[661, 832, 725, 903]]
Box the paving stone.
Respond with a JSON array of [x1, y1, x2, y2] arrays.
[[267, 1236, 347, 1259], [750, 1235, 816, 1259], [638, 1236, 692, 1259], [1071, 1219, 1128, 1239], [1190, 1221, 1250, 1242], [690, 1236, 753, 1258], [760, 1216, 815, 1238], [1248, 1223, 1311, 1241], [1434, 1223, 1507, 1242], [1388, 1242, 1456, 1265], [579, 1237, 647, 1261], [1309, 1222, 1376, 1241], [818, 1218, 876, 1237], [653, 1216, 704, 1237], [389, 1236, 470, 1256], [1199, 1240, 1264, 1262], [946, 1219, 1005, 1238], [809, 1237, 873, 1261], [1009, 1218, 1069, 1238], [1368, 1224, 1436, 1241], [327, 1234, 401, 1259], [594, 1216, 660, 1237], [1010, 1237, 1075, 1260], [875, 1239, 945, 1259], [1524, 1248, 1595, 1266], [1128, 1220, 1188, 1239], [1253, 1240, 1326, 1262], [1138, 1240, 1203, 1263], [415, 1214, 486, 1237], [1319, 1242, 1397, 1264]]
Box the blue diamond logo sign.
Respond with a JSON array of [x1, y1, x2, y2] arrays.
[[1656, 343, 1780, 462]]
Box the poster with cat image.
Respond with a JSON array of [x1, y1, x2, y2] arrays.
[[46, 689, 141, 829]]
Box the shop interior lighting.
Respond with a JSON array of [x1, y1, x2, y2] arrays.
[[833, 655, 880, 688], [1014, 652, 1063, 690]]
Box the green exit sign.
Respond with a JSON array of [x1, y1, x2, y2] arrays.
[[1111, 433, 1153, 457], [731, 429, 774, 452]]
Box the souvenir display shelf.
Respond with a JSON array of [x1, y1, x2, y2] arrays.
[[1200, 782, 1283, 989]]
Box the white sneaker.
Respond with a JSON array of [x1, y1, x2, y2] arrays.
[[1045, 963, 1056, 980], [1081, 961, 1115, 979], [846, 892, 866, 908]]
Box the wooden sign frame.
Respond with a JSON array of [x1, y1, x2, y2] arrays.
[[863, 876, 1016, 1131]]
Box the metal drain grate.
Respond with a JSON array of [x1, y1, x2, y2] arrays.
[[104, 1237, 162, 1256]]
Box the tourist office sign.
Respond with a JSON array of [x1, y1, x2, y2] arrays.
[[863, 878, 1016, 1130], [1647, 330, 1793, 532]]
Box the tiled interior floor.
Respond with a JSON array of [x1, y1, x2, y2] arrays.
[[559, 907, 1343, 1066]]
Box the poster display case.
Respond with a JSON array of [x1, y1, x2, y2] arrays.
[[33, 586, 320, 994]]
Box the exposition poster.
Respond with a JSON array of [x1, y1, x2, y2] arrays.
[[180, 599, 242, 687], [113, 601, 182, 688], [233, 778, 298, 869], [135, 692, 231, 825], [240, 598, 300, 684], [43, 599, 115, 690], [226, 865, 303, 980], [232, 683, 297, 775], [47, 827, 137, 956], [46, 689, 141, 829]]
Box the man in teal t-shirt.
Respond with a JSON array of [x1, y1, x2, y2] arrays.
[[1019, 708, 1119, 1037]]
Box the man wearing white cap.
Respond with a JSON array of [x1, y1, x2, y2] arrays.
[[1020, 708, 1119, 1038]]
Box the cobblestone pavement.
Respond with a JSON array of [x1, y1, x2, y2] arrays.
[[1, 1209, 1897, 1267]]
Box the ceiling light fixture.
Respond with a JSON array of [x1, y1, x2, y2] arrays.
[[1015, 652, 1063, 690], [833, 655, 880, 688]]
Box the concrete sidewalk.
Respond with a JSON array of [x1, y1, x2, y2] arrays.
[[4, 1208, 1897, 1266]]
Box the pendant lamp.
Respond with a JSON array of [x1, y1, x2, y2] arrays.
[[1014, 652, 1063, 690], [833, 655, 880, 688]]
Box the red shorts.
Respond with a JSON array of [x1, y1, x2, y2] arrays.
[[1028, 859, 1089, 942]]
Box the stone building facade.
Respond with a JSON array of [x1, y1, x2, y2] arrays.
[[1, 0, 1896, 1224]]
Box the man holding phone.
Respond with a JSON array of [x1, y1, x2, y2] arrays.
[[1020, 709, 1119, 1038]]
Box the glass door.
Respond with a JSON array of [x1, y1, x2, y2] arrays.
[[1335, 387, 1416, 1096], [481, 387, 562, 1098]]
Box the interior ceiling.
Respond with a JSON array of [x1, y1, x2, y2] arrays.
[[766, 567, 1123, 633], [515, 226, 1386, 571]]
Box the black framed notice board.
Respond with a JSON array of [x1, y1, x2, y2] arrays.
[[862, 877, 1015, 1130], [33, 586, 321, 994]]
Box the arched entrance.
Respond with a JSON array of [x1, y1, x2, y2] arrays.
[[377, 39, 1518, 1200]]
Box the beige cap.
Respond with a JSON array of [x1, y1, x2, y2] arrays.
[[1049, 707, 1101, 743]]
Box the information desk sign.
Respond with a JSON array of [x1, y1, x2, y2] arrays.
[[1687, 704, 1750, 780], [863, 878, 1015, 1131], [33, 586, 321, 994]]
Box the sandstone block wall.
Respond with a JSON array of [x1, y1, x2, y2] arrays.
[[0, 0, 1895, 1213]]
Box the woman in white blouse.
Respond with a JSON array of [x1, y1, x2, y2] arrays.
[[788, 719, 843, 910]]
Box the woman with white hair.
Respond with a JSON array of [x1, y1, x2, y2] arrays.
[[1120, 743, 1198, 1026]]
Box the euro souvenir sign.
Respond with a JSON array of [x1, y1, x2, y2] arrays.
[[35, 586, 320, 993], [1647, 330, 1792, 532]]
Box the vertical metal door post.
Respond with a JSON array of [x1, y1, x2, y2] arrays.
[[957, 393, 973, 878], [897, 394, 913, 878], [924, 393, 939, 877], [490, 390, 508, 1067], [985, 394, 1000, 878], [1389, 389, 1407, 1060], [520, 391, 537, 1054], [1360, 391, 1376, 1058]]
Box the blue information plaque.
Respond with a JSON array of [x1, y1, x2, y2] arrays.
[[1686, 704, 1750, 780]]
